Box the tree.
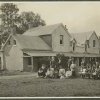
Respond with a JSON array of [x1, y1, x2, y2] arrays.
[[0, 3, 19, 28], [0, 3, 20, 45], [19, 12, 46, 33], [0, 3, 46, 46], [56, 53, 68, 70]]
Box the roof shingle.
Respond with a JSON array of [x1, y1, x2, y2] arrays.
[[71, 31, 94, 44], [14, 34, 51, 51], [23, 23, 62, 36]]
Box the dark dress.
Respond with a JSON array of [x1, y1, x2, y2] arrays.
[[38, 67, 47, 77]]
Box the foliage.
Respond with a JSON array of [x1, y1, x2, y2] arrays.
[[56, 53, 69, 69], [0, 3, 46, 46], [48, 54, 69, 69], [0, 3, 20, 28], [0, 3, 20, 45], [19, 12, 46, 33]]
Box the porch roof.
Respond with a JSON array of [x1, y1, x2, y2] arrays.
[[23, 51, 100, 57], [64, 52, 100, 57], [23, 51, 56, 57]]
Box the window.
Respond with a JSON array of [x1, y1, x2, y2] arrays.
[[60, 35, 63, 45], [87, 40, 89, 48], [85, 43, 87, 52], [8, 41, 10, 45], [93, 40, 96, 47], [28, 57, 32, 65], [73, 42, 75, 51], [13, 40, 16, 45], [70, 41, 72, 46]]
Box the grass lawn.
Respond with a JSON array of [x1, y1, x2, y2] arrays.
[[0, 75, 100, 97]]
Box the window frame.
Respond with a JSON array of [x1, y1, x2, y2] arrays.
[[87, 40, 89, 48], [93, 40, 96, 47], [70, 41, 72, 47], [60, 35, 64, 45], [73, 42, 75, 51]]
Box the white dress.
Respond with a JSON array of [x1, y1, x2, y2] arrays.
[[59, 68, 65, 77], [82, 68, 86, 74], [66, 71, 72, 78]]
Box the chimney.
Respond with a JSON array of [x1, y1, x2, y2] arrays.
[[65, 25, 68, 30]]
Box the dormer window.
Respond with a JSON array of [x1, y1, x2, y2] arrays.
[[70, 41, 72, 46], [13, 40, 16, 46], [87, 40, 89, 48], [93, 40, 96, 47], [60, 35, 63, 45], [85, 43, 87, 52], [73, 42, 75, 51]]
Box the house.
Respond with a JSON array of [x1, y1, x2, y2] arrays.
[[71, 31, 100, 65], [0, 23, 100, 71], [0, 23, 74, 71], [72, 31, 99, 54]]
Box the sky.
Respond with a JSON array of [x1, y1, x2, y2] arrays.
[[0, 2, 100, 35]]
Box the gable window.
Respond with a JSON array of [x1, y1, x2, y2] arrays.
[[60, 35, 63, 45], [93, 40, 96, 47], [85, 43, 87, 52], [28, 57, 32, 65], [70, 41, 72, 46], [8, 41, 10, 45], [13, 40, 16, 45], [87, 40, 89, 48]]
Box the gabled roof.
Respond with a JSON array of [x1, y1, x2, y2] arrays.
[[14, 34, 51, 51], [71, 31, 95, 44], [23, 23, 63, 36]]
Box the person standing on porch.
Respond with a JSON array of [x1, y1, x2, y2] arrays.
[[68, 57, 72, 70], [50, 56, 56, 68], [96, 61, 99, 69], [70, 61, 76, 77]]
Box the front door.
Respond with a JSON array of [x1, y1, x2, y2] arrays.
[[23, 57, 33, 72]]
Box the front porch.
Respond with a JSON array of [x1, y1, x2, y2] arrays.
[[22, 51, 100, 72], [23, 56, 50, 72]]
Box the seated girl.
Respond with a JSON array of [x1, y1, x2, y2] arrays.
[[46, 68, 54, 78], [59, 65, 66, 79], [65, 68, 72, 78], [81, 67, 87, 78], [38, 64, 47, 78]]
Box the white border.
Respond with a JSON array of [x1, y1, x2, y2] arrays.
[[0, 1, 100, 99]]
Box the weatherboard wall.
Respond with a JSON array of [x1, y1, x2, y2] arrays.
[[3, 36, 23, 71], [87, 32, 99, 54], [52, 25, 72, 52]]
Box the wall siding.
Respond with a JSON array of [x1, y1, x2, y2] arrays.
[[75, 46, 84, 53], [40, 35, 52, 47], [4, 36, 23, 71], [52, 25, 72, 52], [87, 33, 99, 54]]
